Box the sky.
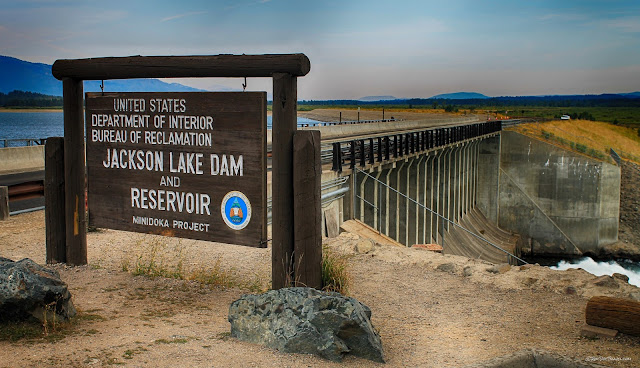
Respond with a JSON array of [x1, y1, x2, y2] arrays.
[[1, 0, 639, 100]]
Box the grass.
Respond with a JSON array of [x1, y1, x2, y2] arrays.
[[123, 238, 186, 280], [321, 245, 351, 295], [510, 119, 640, 164], [121, 237, 270, 293], [0, 322, 46, 342], [0, 310, 105, 343], [295, 105, 640, 127], [155, 337, 189, 344], [120, 237, 350, 294]]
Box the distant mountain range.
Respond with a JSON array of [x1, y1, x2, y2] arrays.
[[620, 92, 640, 98], [357, 93, 489, 101], [430, 92, 489, 99], [358, 95, 399, 102], [2, 55, 639, 102], [0, 55, 204, 96]]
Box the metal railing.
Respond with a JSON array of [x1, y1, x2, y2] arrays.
[[330, 120, 501, 172], [298, 118, 403, 128], [266, 176, 350, 225], [354, 166, 528, 265], [1, 138, 47, 148]]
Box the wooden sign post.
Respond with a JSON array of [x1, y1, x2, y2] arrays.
[[51, 54, 316, 289]]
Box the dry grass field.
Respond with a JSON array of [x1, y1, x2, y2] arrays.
[[510, 119, 640, 164]]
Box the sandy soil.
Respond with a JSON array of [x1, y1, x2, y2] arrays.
[[1, 211, 639, 367]]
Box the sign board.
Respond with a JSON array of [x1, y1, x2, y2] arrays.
[[85, 92, 267, 247]]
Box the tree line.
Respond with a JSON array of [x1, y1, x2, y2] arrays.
[[0, 90, 63, 107], [299, 95, 640, 108]]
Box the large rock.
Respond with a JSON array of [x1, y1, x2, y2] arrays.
[[228, 287, 384, 363], [0, 257, 76, 323]]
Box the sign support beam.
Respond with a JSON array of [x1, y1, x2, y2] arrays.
[[272, 73, 297, 289], [62, 78, 87, 265]]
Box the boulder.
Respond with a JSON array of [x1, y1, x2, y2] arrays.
[[228, 287, 384, 363], [463, 266, 473, 277], [591, 275, 619, 288], [436, 262, 457, 274], [487, 264, 511, 274], [355, 239, 374, 254], [612, 273, 629, 283], [0, 258, 76, 323]]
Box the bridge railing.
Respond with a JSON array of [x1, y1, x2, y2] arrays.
[[1, 138, 47, 148], [330, 120, 501, 172], [298, 118, 403, 128]]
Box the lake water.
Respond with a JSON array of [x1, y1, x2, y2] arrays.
[[0, 112, 323, 146], [549, 257, 640, 287]]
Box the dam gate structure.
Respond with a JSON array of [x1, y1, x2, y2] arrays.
[[324, 122, 620, 264], [327, 122, 523, 264]]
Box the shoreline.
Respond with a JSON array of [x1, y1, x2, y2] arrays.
[[0, 108, 271, 115], [0, 108, 62, 113]]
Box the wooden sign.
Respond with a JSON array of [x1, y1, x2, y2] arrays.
[[85, 92, 267, 247]]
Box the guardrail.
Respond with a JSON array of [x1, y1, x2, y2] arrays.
[[330, 120, 501, 172], [298, 118, 402, 128], [1, 138, 47, 148], [499, 118, 542, 127]]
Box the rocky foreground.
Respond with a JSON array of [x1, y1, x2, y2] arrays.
[[0, 211, 639, 367]]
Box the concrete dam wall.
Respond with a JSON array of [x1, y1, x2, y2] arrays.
[[498, 130, 620, 256]]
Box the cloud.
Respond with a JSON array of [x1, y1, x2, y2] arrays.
[[537, 12, 589, 22], [161, 11, 207, 23], [601, 16, 640, 33]]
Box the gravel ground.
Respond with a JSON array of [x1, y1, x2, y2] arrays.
[[1, 211, 639, 367]]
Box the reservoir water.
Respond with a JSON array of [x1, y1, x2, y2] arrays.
[[0, 112, 324, 145]]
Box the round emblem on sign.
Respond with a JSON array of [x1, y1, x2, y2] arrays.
[[221, 191, 252, 230]]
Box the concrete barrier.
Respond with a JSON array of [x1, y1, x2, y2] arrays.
[[499, 131, 620, 255], [301, 117, 480, 141], [0, 146, 45, 175], [266, 117, 481, 146]]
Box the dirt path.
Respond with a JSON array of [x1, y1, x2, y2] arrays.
[[1, 212, 640, 367]]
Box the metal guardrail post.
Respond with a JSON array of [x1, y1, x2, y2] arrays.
[[384, 136, 390, 160], [359, 139, 366, 167], [376, 137, 383, 162], [332, 142, 342, 172], [405, 133, 411, 155], [350, 140, 356, 169], [368, 138, 375, 164]]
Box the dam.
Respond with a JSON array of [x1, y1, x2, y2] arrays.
[[1, 115, 621, 265], [306, 116, 620, 264]]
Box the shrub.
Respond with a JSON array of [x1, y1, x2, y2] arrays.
[[575, 143, 587, 153]]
